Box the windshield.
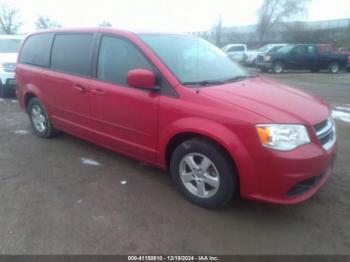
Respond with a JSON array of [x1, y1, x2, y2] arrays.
[[277, 45, 294, 54], [140, 35, 250, 85], [0, 38, 22, 53]]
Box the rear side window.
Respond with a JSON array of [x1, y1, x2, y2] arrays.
[[51, 34, 94, 76], [19, 33, 53, 67], [97, 36, 152, 86]]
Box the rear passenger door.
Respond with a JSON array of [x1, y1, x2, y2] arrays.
[[89, 35, 159, 163], [44, 33, 95, 134]]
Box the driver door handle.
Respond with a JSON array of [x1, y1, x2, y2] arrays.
[[72, 83, 86, 93], [91, 88, 105, 95]]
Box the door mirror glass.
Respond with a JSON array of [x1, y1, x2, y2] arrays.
[[127, 69, 156, 90]]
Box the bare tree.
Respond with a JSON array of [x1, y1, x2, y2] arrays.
[[212, 15, 223, 47], [99, 21, 112, 27], [35, 16, 61, 29], [256, 0, 311, 44], [0, 2, 22, 34]]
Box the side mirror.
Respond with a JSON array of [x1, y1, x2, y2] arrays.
[[127, 69, 157, 90]]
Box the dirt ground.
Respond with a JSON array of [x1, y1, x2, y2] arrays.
[[0, 72, 349, 254]]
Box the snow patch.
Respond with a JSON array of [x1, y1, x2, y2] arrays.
[[12, 130, 29, 135], [334, 106, 350, 112], [80, 157, 101, 166], [11, 100, 18, 104], [332, 110, 350, 123]]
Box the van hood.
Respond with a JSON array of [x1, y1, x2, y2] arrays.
[[0, 53, 18, 63], [201, 77, 331, 125]]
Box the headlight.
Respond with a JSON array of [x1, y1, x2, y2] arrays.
[[263, 55, 271, 62], [256, 124, 310, 151]]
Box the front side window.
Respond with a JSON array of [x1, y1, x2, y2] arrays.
[[0, 38, 22, 53], [294, 46, 308, 54], [19, 33, 53, 67], [277, 45, 294, 54], [228, 46, 245, 52], [140, 35, 249, 85], [97, 36, 153, 86], [51, 34, 94, 76]]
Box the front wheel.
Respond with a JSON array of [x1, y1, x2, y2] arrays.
[[260, 67, 269, 73], [328, 62, 340, 74], [170, 138, 237, 208], [28, 97, 58, 138], [0, 84, 9, 98], [273, 62, 284, 74]]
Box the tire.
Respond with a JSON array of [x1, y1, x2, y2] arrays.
[[273, 62, 284, 74], [347, 67, 350, 73], [260, 67, 269, 73], [170, 138, 237, 208], [328, 62, 340, 74], [0, 83, 9, 98], [27, 97, 58, 138]]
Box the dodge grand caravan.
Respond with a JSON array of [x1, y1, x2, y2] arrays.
[[16, 28, 337, 208]]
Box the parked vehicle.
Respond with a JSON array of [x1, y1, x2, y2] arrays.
[[0, 35, 24, 97], [16, 29, 336, 208], [256, 44, 350, 74], [222, 44, 247, 63], [245, 43, 287, 66]]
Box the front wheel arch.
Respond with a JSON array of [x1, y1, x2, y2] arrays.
[[164, 132, 241, 198]]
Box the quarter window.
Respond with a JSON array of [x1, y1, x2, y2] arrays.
[[19, 33, 53, 67], [97, 36, 152, 86], [51, 34, 94, 76]]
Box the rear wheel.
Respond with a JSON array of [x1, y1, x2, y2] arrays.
[[170, 138, 237, 208], [28, 97, 58, 138], [328, 62, 340, 74], [273, 62, 284, 74]]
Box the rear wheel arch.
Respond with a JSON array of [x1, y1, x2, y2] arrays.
[[24, 92, 37, 112]]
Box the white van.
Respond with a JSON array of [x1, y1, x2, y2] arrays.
[[0, 35, 24, 98]]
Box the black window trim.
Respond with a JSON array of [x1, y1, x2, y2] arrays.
[[48, 32, 98, 79], [92, 32, 178, 98]]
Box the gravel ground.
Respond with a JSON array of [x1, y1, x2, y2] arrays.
[[0, 72, 349, 254]]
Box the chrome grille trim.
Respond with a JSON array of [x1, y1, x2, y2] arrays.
[[314, 117, 336, 151]]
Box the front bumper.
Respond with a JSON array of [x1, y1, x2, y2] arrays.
[[1, 78, 17, 94], [0, 70, 16, 94], [239, 141, 336, 205], [256, 60, 273, 69]]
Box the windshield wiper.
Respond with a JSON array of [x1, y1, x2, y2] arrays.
[[182, 80, 225, 86], [182, 75, 258, 86], [222, 75, 257, 83]]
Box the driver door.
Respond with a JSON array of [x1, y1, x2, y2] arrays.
[[89, 35, 159, 163]]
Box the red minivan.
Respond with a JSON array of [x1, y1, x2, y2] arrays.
[[16, 28, 336, 208]]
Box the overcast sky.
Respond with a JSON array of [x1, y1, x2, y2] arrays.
[[6, 0, 350, 33]]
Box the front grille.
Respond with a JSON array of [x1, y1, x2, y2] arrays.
[[1, 63, 16, 72], [314, 117, 336, 150]]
